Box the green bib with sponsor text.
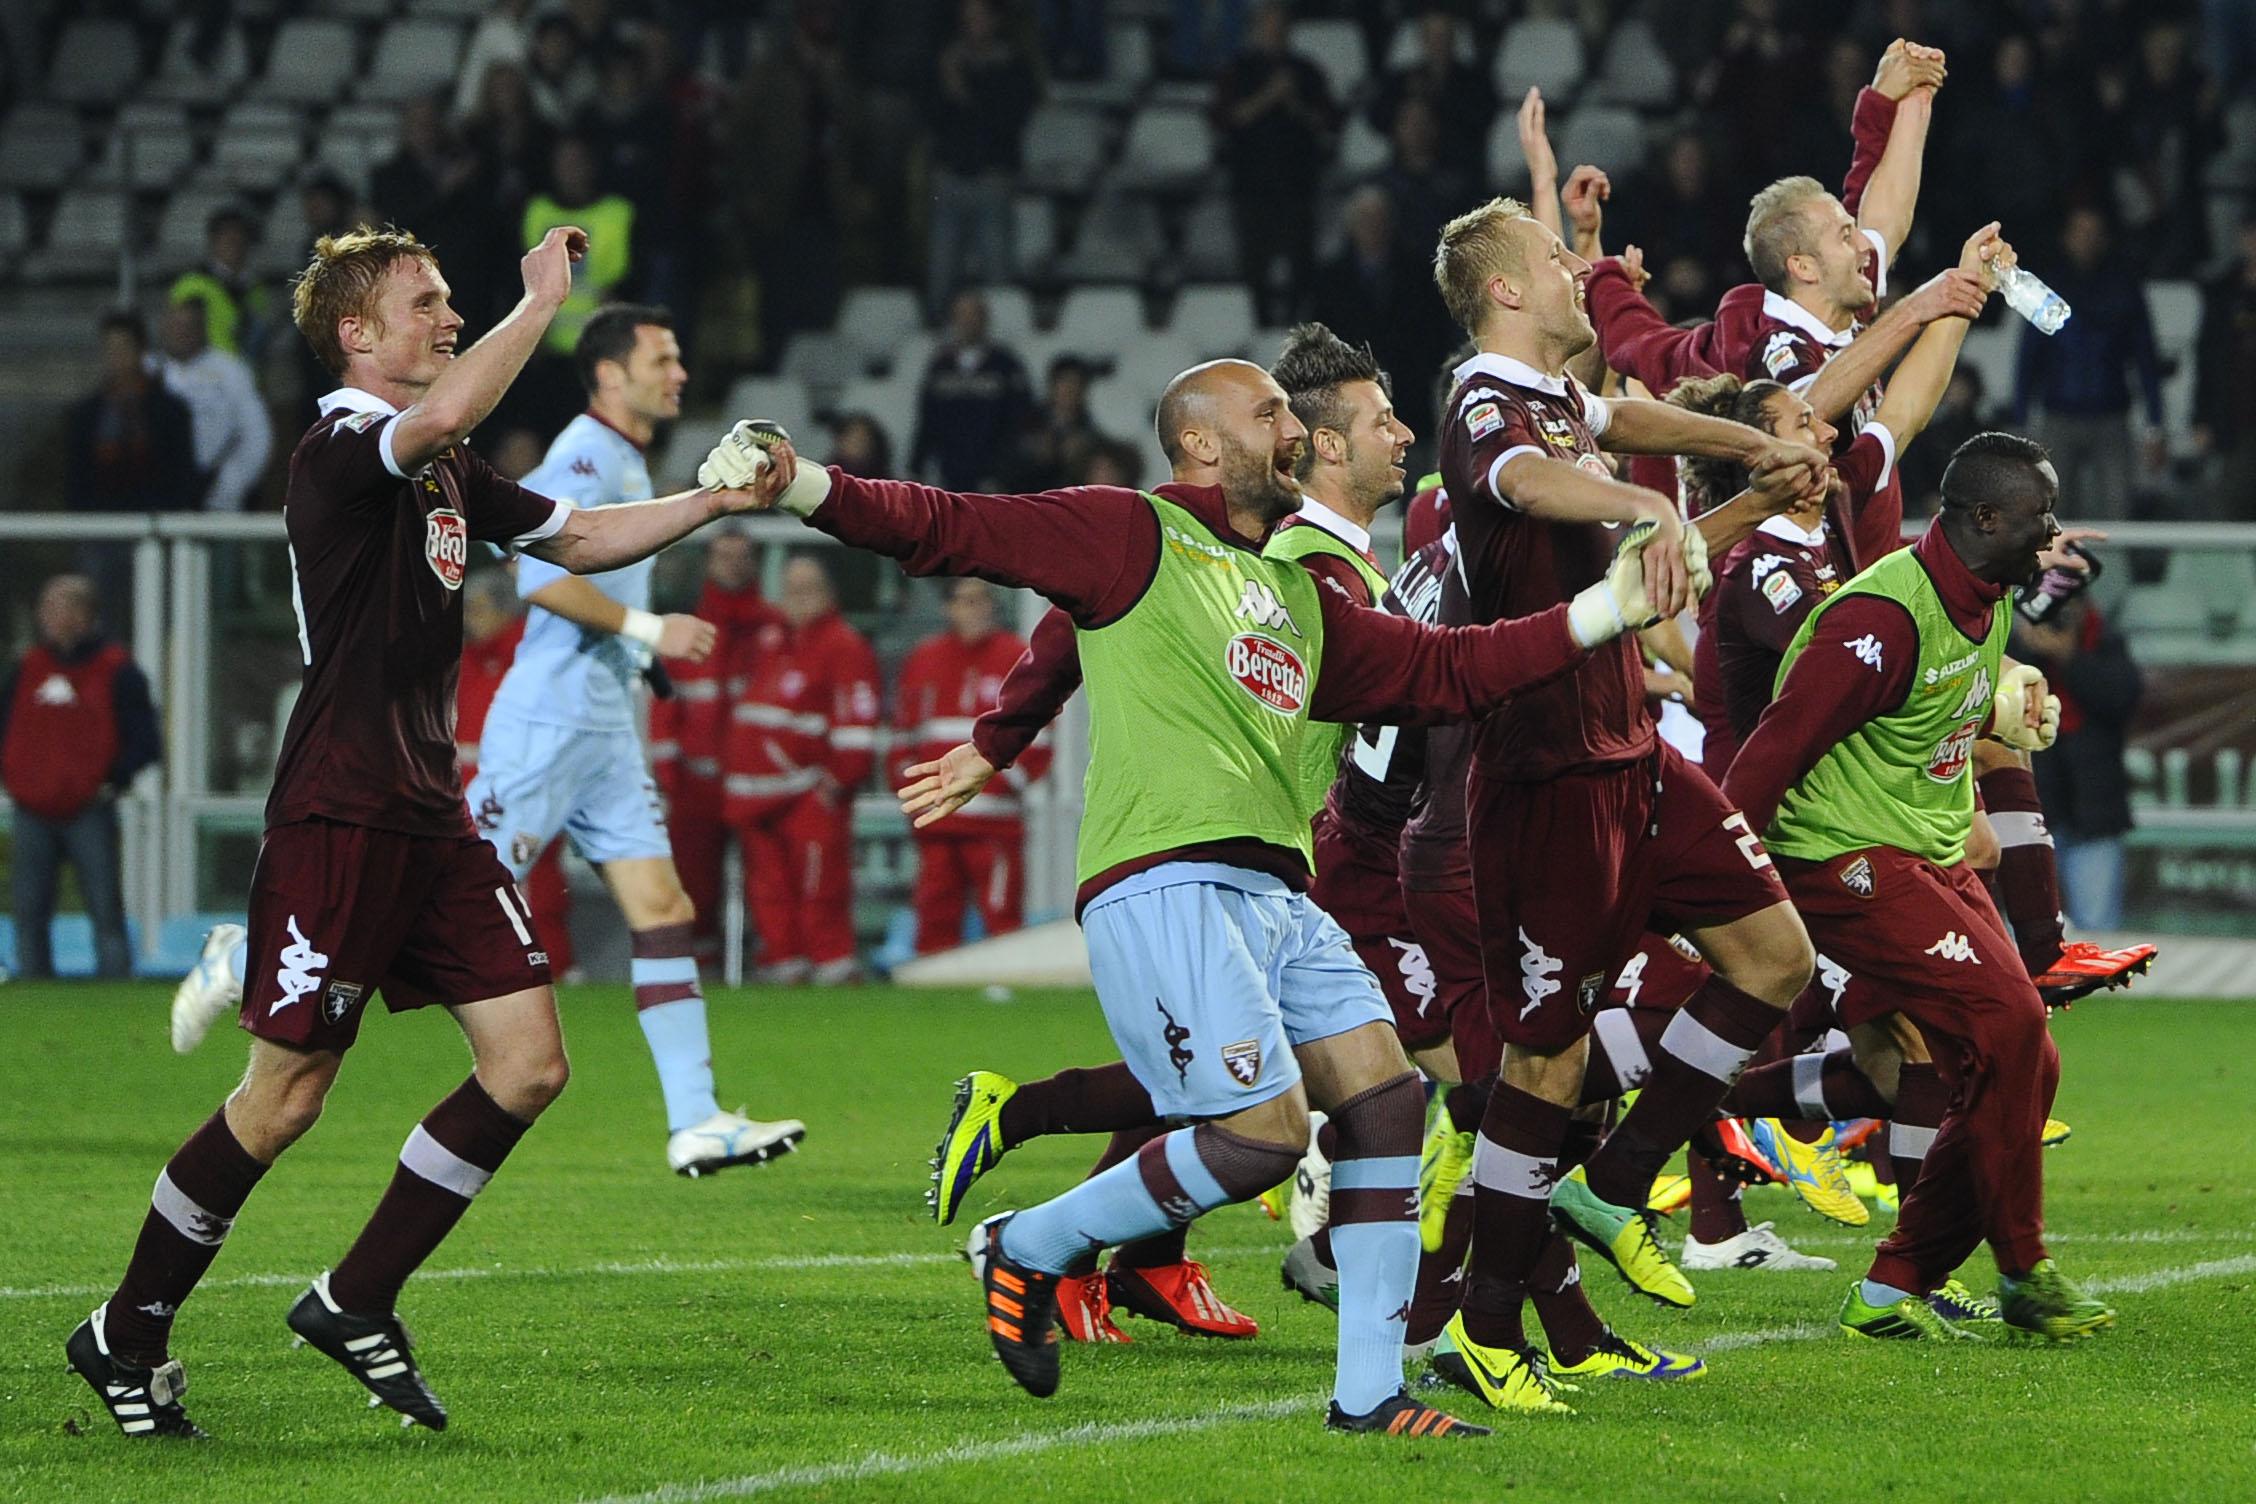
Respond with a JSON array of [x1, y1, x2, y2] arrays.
[[1765, 545, 2009, 868], [1074, 493, 1328, 885], [1262, 521, 1390, 819]]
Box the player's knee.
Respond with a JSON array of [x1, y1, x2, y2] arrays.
[[492, 1049, 571, 1117]]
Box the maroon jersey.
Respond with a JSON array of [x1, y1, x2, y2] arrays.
[[1398, 547, 1475, 892], [269, 389, 566, 837], [1324, 532, 1455, 842], [1697, 423, 1896, 775], [1441, 351, 1652, 780], [1402, 482, 1451, 556]]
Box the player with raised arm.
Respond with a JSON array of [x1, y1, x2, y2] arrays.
[[70, 225, 779, 1440], [706, 353, 1684, 1436], [466, 303, 805, 1178], [1724, 432, 2115, 1342]]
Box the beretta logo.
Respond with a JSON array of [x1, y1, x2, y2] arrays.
[[1225, 632, 1306, 715], [425, 507, 469, 590]]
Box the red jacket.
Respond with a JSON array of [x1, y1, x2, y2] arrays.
[[455, 618, 525, 778], [1, 640, 161, 821], [890, 626, 1049, 832], [723, 609, 881, 821], [650, 582, 781, 801]]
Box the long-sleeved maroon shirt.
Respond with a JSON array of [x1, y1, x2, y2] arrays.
[[1722, 521, 2006, 839], [805, 471, 1587, 907]]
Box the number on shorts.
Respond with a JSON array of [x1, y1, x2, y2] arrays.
[[1722, 811, 1773, 871], [493, 884, 533, 946], [1351, 723, 1400, 781]]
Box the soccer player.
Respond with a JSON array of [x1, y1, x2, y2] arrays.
[[71, 224, 780, 1440], [711, 355, 1681, 1436], [458, 568, 572, 979], [465, 303, 806, 1177], [1427, 194, 1835, 1413], [891, 578, 1047, 955], [1725, 432, 2116, 1341]]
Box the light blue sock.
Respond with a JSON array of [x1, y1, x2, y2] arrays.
[[1861, 1278, 1916, 1307], [1329, 1154, 1421, 1415], [632, 948, 722, 1132], [1001, 1128, 1227, 1273]]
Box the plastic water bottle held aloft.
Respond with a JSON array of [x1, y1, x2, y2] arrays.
[[1994, 260, 2071, 335]]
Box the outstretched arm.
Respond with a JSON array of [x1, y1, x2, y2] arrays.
[[1802, 258, 1989, 426], [525, 488, 740, 575], [1723, 594, 1919, 833], [972, 606, 1082, 770], [1307, 582, 1585, 726], [1584, 257, 1728, 393], [1845, 42, 1947, 261]]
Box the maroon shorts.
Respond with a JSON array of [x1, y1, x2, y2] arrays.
[[1469, 742, 1790, 1052], [1405, 883, 1501, 1082], [1311, 810, 1449, 1050], [1777, 846, 2035, 1025], [240, 818, 553, 1053]]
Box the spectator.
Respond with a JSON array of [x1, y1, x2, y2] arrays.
[[1365, 10, 1495, 183], [1210, 1, 1338, 323], [649, 529, 780, 967], [1076, 436, 1144, 487], [64, 312, 197, 514], [582, 45, 686, 312], [2012, 207, 2164, 520], [526, 12, 596, 127], [2118, 21, 2221, 275], [2014, 594, 2144, 929], [722, 555, 879, 986], [1004, 354, 1108, 491], [1936, 35, 2072, 262], [910, 290, 1033, 489], [453, 0, 534, 122], [1694, 0, 1815, 183], [891, 578, 1047, 954], [925, 0, 1042, 317], [524, 134, 637, 355], [1, 574, 160, 979], [462, 62, 552, 213], [1900, 365, 1989, 515], [1613, 137, 1744, 297], [829, 411, 896, 477], [1035, 0, 1107, 81], [1169, 0, 1247, 76], [374, 93, 505, 334], [155, 301, 271, 513], [1306, 185, 1455, 450], [1373, 96, 1472, 260], [2194, 220, 2256, 520], [166, 206, 273, 359]]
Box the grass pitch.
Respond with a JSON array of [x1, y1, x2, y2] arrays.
[[1, 983, 2251, 1503]]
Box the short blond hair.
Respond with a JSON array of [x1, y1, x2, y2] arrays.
[[1743, 176, 1830, 294], [1433, 197, 1533, 335], [291, 225, 439, 378]]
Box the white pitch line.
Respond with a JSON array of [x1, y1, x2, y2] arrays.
[[575, 1398, 1312, 1504], [2087, 1254, 2256, 1294]]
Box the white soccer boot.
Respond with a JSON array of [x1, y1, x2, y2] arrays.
[[169, 923, 246, 1054], [667, 1109, 807, 1177], [1681, 1220, 1837, 1272]]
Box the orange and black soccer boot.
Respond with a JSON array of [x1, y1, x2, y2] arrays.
[[968, 1213, 1062, 1396], [1325, 1388, 1492, 1437], [1056, 1270, 1132, 1343], [1107, 1257, 1260, 1339], [2031, 940, 2157, 1009]]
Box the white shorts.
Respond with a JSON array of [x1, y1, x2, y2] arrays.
[[466, 711, 671, 875], [1081, 862, 1391, 1120]]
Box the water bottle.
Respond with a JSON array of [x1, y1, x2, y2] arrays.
[[1994, 260, 2071, 335]]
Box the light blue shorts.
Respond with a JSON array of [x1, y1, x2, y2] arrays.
[[466, 712, 671, 876], [1081, 862, 1391, 1120]]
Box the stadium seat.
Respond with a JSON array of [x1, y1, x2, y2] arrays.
[[254, 19, 361, 105], [1170, 284, 1258, 357], [0, 106, 86, 193], [832, 372, 924, 434], [838, 286, 925, 365], [212, 127, 308, 193], [361, 19, 468, 105], [0, 192, 26, 275], [1056, 190, 1163, 282], [47, 19, 144, 107], [976, 285, 1038, 350], [1556, 105, 1648, 177], [722, 377, 815, 454], [1178, 194, 1239, 280], [1110, 331, 1202, 400], [21, 190, 130, 284], [1953, 324, 2017, 413], [1113, 105, 1214, 192], [408, 0, 490, 16], [1015, 194, 1058, 277], [2153, 549, 2256, 634], [149, 19, 253, 105], [313, 104, 404, 196], [781, 329, 865, 388], [91, 104, 199, 191], [1337, 114, 1392, 178], [1386, 18, 1477, 68], [1295, 19, 1367, 106], [315, 0, 402, 17], [1495, 18, 1586, 104], [1108, 20, 1157, 89], [252, 203, 313, 277], [1053, 286, 1148, 357], [153, 189, 235, 276], [1020, 104, 1112, 195], [1588, 19, 1676, 109], [1087, 373, 1157, 455], [2147, 280, 2201, 438]]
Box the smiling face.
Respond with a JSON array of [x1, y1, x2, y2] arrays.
[[1756, 387, 1839, 521], [1511, 217, 1596, 359], [602, 323, 688, 425], [1317, 377, 1414, 511], [340, 255, 463, 395], [1794, 195, 1874, 316], [1207, 365, 1309, 524]]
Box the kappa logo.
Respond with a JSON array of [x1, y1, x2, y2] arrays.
[[424, 506, 468, 591], [269, 916, 329, 1015], [1847, 633, 1885, 671], [474, 792, 505, 833], [1817, 953, 1852, 1006], [1155, 996, 1194, 1084], [1387, 938, 1437, 1015], [1750, 552, 1790, 582], [570, 456, 598, 478], [1233, 579, 1302, 637], [1840, 856, 1875, 897], [1221, 1038, 1263, 1087], [32, 672, 75, 706], [321, 979, 364, 1025], [1518, 928, 1562, 1019], [1924, 931, 1983, 964]]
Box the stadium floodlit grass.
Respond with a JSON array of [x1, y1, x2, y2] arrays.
[[2, 984, 2252, 1503]]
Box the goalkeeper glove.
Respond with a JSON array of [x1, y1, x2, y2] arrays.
[[1991, 663, 2061, 751], [1568, 519, 1664, 648]]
